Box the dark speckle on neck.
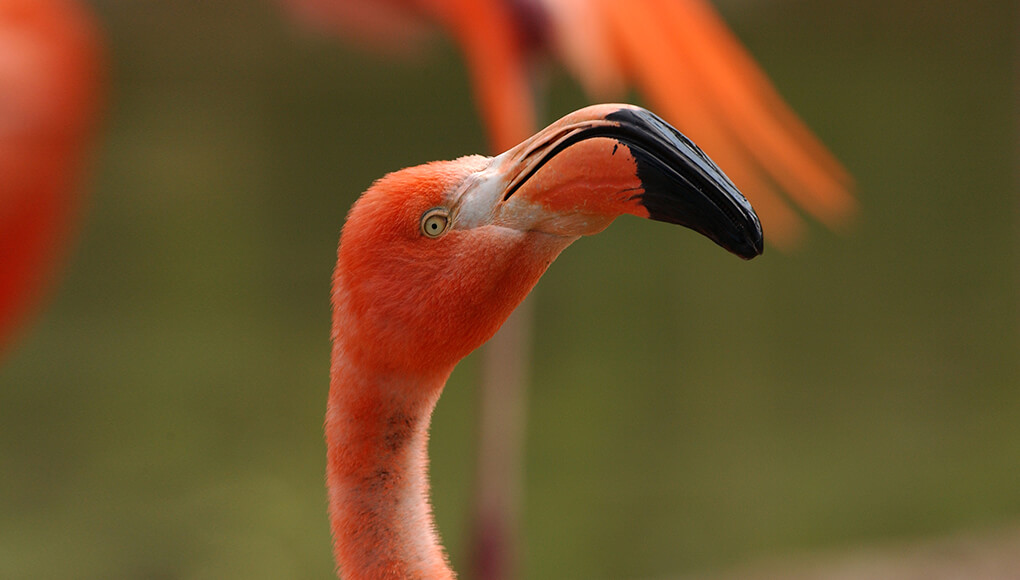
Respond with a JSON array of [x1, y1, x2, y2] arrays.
[[385, 410, 416, 452]]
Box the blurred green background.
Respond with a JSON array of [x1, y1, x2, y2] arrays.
[[1, 0, 1018, 578]]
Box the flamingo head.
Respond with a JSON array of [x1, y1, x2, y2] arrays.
[[333, 104, 763, 378]]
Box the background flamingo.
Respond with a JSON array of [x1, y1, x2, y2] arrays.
[[0, 0, 102, 359], [280, 0, 856, 245]]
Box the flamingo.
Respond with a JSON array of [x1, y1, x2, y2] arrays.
[[281, 8, 851, 574], [327, 103, 763, 579], [0, 0, 103, 358]]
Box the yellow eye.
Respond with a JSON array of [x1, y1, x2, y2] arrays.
[[421, 208, 450, 238]]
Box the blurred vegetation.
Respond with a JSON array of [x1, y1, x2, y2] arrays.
[[0, 0, 1017, 578]]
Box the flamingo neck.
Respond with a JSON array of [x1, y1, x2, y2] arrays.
[[326, 353, 455, 580]]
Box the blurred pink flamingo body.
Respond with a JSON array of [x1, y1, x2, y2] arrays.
[[283, 0, 855, 246], [0, 0, 102, 357]]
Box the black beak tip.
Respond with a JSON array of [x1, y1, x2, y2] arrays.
[[742, 218, 767, 258], [604, 106, 766, 261], [737, 223, 765, 260], [709, 218, 764, 260]]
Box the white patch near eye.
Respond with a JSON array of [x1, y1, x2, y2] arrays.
[[421, 208, 450, 238], [450, 154, 509, 229]]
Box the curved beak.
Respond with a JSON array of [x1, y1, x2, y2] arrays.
[[453, 104, 764, 259]]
